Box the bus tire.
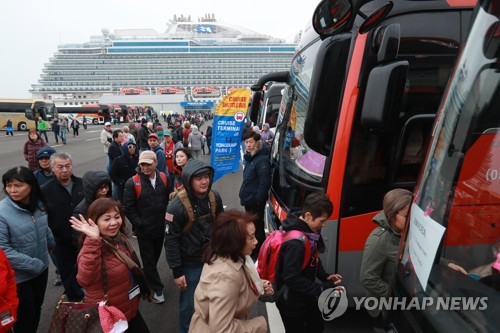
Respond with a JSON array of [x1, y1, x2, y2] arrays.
[[92, 119, 98, 125], [18, 122, 27, 131]]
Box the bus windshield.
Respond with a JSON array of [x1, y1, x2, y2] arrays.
[[274, 39, 325, 185]]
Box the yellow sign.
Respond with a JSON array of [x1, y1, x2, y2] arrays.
[[215, 88, 251, 117]]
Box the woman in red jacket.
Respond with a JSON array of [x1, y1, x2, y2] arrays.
[[0, 248, 18, 333], [70, 198, 152, 332]]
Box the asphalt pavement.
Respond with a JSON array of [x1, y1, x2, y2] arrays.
[[0, 122, 372, 333]]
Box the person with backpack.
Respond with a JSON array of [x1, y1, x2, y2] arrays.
[[123, 151, 169, 305], [164, 159, 224, 333], [274, 192, 343, 333]]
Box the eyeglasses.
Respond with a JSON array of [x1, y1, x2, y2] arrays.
[[128, 145, 136, 149]]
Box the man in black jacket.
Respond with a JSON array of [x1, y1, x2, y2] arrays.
[[138, 118, 150, 152], [109, 142, 139, 203], [239, 131, 271, 258], [41, 152, 85, 301], [123, 150, 169, 304], [107, 129, 124, 167], [276, 192, 343, 333], [164, 159, 224, 333]]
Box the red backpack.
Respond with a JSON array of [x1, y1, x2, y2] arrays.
[[257, 230, 311, 283], [133, 172, 167, 198]]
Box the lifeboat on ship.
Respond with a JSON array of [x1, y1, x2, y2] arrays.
[[191, 86, 220, 98], [156, 87, 184, 94], [119, 87, 149, 95]]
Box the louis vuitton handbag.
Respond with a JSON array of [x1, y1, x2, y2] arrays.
[[48, 255, 108, 333]]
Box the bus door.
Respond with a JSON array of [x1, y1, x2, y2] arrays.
[[393, 1, 499, 330]]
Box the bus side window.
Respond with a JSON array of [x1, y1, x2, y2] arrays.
[[394, 115, 435, 183]]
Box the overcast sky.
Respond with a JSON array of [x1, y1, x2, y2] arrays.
[[0, 0, 320, 98]]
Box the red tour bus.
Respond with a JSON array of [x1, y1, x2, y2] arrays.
[[392, 0, 500, 330], [249, 0, 477, 300]]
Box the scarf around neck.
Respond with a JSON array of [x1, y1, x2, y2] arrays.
[[101, 234, 152, 301]]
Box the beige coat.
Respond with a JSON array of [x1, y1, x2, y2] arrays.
[[189, 257, 267, 333]]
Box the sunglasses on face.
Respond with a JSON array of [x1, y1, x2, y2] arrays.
[[128, 145, 136, 149]]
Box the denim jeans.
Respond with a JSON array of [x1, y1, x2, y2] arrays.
[[60, 130, 67, 144], [178, 265, 203, 333]]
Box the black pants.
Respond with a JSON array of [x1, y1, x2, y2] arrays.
[[137, 237, 164, 293], [278, 304, 325, 333], [54, 242, 84, 302], [127, 311, 150, 332], [245, 202, 266, 258], [206, 138, 211, 153], [14, 269, 48, 333], [38, 130, 48, 142]]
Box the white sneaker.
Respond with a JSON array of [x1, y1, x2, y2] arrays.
[[153, 291, 165, 304]]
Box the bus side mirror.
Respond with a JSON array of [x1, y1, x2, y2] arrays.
[[249, 91, 263, 123], [312, 0, 353, 37], [361, 60, 408, 131]]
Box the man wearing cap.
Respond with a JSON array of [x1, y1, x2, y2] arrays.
[[163, 129, 175, 177], [148, 133, 167, 175], [33, 146, 56, 186], [123, 150, 169, 304], [164, 159, 224, 333], [100, 122, 113, 171]]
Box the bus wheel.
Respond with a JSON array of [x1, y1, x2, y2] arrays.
[[18, 122, 27, 131], [92, 119, 98, 125]]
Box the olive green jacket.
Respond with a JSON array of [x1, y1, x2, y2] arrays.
[[360, 211, 400, 316]]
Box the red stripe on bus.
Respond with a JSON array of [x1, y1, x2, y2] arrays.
[[446, 0, 477, 7], [338, 211, 378, 251], [327, 33, 368, 220]]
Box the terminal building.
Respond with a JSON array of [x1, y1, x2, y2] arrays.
[[30, 14, 298, 114]]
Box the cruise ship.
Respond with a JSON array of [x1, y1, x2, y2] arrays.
[[30, 14, 297, 110]]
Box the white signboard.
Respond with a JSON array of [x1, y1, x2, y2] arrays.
[[407, 203, 446, 290]]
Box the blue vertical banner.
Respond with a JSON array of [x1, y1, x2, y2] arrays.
[[210, 88, 251, 182]]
